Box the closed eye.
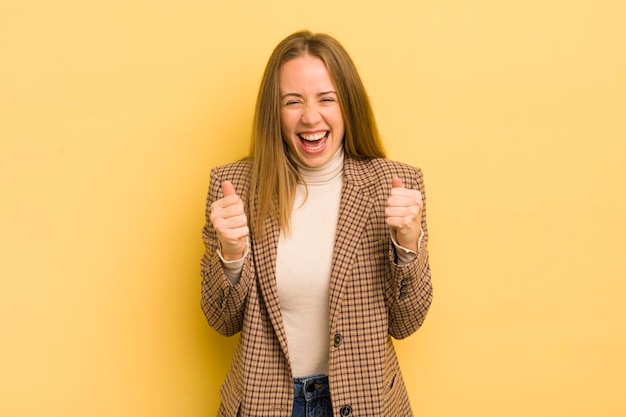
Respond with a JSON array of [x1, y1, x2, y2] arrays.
[[284, 99, 304, 107]]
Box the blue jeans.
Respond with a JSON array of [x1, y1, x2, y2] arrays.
[[292, 374, 333, 417]]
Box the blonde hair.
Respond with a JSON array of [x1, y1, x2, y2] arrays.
[[249, 30, 386, 238]]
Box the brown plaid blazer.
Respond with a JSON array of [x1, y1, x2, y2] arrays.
[[201, 155, 433, 417]]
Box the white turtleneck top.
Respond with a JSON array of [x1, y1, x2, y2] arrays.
[[274, 148, 344, 377]]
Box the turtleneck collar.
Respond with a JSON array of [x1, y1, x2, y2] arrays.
[[293, 146, 344, 186]]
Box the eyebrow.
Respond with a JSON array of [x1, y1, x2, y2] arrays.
[[280, 91, 337, 99]]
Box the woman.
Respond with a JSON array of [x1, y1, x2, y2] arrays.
[[201, 30, 433, 417]]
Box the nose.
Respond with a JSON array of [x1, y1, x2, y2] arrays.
[[301, 102, 322, 125]]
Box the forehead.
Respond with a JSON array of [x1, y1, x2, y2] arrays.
[[279, 55, 335, 92]]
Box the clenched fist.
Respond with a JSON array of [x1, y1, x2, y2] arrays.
[[209, 180, 249, 260], [385, 176, 423, 252]]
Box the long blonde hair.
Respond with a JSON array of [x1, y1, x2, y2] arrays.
[[249, 30, 386, 238]]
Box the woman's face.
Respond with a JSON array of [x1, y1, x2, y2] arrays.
[[279, 55, 345, 168]]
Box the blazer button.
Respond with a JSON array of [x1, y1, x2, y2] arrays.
[[399, 286, 408, 300], [340, 405, 352, 416], [333, 333, 343, 347]]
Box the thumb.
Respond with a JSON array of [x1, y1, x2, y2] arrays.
[[222, 180, 236, 197], [391, 176, 403, 189]]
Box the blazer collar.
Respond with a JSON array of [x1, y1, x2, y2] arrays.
[[328, 156, 376, 324], [343, 155, 378, 191]]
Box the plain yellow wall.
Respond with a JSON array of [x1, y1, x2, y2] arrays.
[[1, 1, 625, 416]]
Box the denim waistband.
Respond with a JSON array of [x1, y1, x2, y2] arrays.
[[293, 374, 330, 401]]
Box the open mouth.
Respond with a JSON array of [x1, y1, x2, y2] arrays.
[[298, 131, 329, 153]]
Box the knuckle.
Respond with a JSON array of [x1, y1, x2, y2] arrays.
[[221, 230, 235, 240]]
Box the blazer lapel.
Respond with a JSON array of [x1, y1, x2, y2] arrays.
[[329, 157, 375, 324], [251, 212, 292, 362]]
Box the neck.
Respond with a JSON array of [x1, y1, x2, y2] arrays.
[[294, 147, 344, 185]]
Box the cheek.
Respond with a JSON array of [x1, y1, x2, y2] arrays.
[[330, 109, 344, 129], [333, 116, 345, 135], [280, 111, 298, 134]]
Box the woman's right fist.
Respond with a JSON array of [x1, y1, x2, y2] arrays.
[[209, 180, 249, 260]]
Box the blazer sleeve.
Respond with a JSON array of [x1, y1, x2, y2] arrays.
[[386, 166, 433, 339], [200, 166, 253, 337]]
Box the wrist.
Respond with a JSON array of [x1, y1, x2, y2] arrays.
[[218, 237, 249, 262]]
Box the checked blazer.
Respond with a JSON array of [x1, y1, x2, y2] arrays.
[[201, 155, 433, 417]]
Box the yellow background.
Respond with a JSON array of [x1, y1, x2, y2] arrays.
[[1, 1, 625, 416]]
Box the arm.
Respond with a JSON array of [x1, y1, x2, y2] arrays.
[[200, 167, 253, 337], [385, 168, 433, 339]]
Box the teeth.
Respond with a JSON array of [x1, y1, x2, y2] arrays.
[[299, 132, 326, 141], [303, 140, 325, 152]]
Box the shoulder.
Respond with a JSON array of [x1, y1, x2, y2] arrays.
[[209, 158, 253, 196], [369, 157, 422, 176], [346, 156, 424, 190], [211, 158, 253, 184], [211, 158, 253, 179]]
